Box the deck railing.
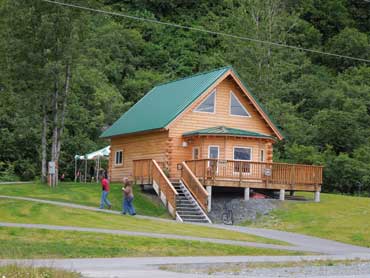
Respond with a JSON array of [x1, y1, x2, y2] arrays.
[[133, 159, 152, 185], [133, 159, 178, 218], [180, 161, 209, 212], [185, 159, 323, 190]]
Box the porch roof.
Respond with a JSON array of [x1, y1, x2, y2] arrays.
[[183, 126, 276, 140]]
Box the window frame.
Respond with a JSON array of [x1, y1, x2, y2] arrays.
[[208, 145, 220, 172], [192, 146, 200, 160], [114, 150, 123, 166], [260, 149, 265, 162], [233, 146, 252, 174], [229, 91, 251, 118], [194, 90, 217, 114]]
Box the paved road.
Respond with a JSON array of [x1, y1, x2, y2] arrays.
[[2, 195, 370, 255], [2, 255, 370, 278]]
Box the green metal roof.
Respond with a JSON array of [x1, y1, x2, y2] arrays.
[[183, 126, 275, 140], [100, 65, 283, 139], [100, 66, 231, 138]]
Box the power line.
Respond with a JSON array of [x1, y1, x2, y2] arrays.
[[42, 0, 370, 64]]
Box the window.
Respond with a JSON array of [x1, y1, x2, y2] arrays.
[[209, 146, 219, 159], [192, 147, 200, 160], [233, 147, 252, 173], [194, 90, 216, 113], [208, 145, 219, 172], [115, 150, 123, 165], [230, 91, 250, 117], [260, 149, 265, 162]]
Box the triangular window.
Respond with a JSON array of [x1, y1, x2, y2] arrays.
[[230, 91, 250, 117], [194, 90, 216, 113]]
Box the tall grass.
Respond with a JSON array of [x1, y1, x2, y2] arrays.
[[0, 264, 81, 278]]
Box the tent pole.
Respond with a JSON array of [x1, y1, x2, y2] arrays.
[[84, 158, 87, 183], [96, 157, 99, 183], [74, 158, 77, 182]]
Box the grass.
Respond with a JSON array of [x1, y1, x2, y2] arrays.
[[245, 192, 370, 247], [0, 198, 286, 245], [0, 227, 304, 258], [0, 182, 168, 217], [0, 264, 81, 278]]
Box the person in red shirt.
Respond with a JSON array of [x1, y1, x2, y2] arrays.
[[99, 173, 112, 209]]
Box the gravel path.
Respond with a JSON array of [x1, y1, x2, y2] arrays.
[[162, 261, 370, 277], [1, 195, 370, 255]]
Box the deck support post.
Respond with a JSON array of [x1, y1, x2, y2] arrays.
[[244, 187, 250, 201], [279, 189, 285, 201], [314, 191, 320, 202], [206, 186, 212, 212]]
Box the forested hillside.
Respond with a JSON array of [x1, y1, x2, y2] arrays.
[[0, 0, 369, 194]]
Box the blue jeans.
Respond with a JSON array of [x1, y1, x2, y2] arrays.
[[123, 196, 136, 215], [100, 191, 111, 209]]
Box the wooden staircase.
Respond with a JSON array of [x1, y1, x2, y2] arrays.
[[173, 181, 211, 223], [133, 159, 211, 223]]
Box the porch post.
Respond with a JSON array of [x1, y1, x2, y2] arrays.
[[314, 191, 320, 202], [244, 187, 250, 201], [279, 189, 285, 201], [206, 186, 212, 212]]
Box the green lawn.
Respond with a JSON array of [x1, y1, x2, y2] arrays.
[[0, 227, 304, 259], [246, 193, 370, 247], [0, 264, 81, 278], [0, 182, 168, 217], [0, 198, 286, 245]]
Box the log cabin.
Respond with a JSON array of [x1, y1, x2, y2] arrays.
[[101, 66, 323, 222]]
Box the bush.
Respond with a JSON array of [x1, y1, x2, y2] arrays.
[[0, 161, 19, 182], [14, 159, 36, 181]]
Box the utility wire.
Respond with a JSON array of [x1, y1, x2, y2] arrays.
[[42, 0, 370, 63]]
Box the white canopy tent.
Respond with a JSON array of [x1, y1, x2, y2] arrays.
[[74, 146, 110, 183]]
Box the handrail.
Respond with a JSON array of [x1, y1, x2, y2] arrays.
[[181, 161, 209, 212], [133, 159, 178, 218], [152, 160, 178, 196], [186, 158, 325, 168], [185, 159, 323, 189]]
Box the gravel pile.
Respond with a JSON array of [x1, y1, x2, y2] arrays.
[[209, 197, 281, 224]]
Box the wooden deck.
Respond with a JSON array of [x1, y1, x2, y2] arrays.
[[185, 159, 323, 192]]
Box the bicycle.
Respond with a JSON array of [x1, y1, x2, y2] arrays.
[[221, 201, 234, 225]]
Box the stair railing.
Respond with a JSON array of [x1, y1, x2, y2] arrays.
[[151, 160, 178, 219], [180, 161, 209, 212]]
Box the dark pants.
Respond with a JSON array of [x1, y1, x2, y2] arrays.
[[123, 196, 136, 215]]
